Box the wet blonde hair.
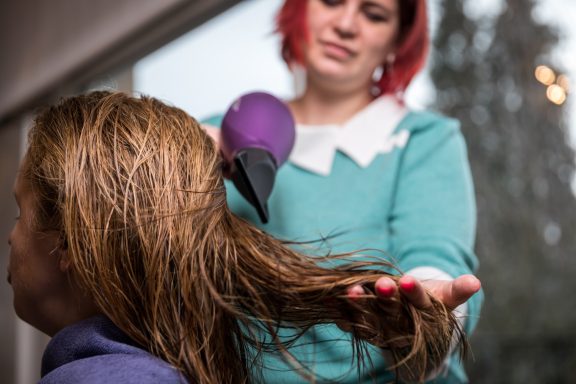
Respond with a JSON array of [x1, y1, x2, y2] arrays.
[[25, 91, 464, 383]]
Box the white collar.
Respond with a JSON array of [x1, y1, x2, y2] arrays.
[[289, 95, 410, 176]]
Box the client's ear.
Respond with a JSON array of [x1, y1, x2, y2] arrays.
[[57, 236, 72, 272]]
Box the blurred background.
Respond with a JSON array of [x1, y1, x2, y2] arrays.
[[1, 0, 574, 382]]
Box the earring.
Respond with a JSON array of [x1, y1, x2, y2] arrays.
[[371, 65, 384, 96], [372, 54, 396, 96], [372, 65, 384, 83]]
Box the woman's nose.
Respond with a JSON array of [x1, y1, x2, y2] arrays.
[[7, 223, 16, 247], [334, 6, 359, 38]]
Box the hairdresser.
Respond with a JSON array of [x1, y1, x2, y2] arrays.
[[204, 0, 482, 382]]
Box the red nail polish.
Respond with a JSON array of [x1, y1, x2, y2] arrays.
[[400, 280, 416, 293], [377, 285, 394, 297], [348, 286, 364, 300]]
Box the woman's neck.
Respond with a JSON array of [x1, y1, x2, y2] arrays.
[[289, 84, 374, 126]]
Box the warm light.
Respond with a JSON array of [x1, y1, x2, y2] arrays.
[[535, 65, 556, 85], [557, 74, 570, 93], [546, 84, 567, 105]]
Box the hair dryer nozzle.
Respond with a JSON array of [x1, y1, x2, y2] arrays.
[[221, 92, 295, 223], [231, 148, 277, 224]]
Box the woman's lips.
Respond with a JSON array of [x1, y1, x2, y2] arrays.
[[321, 41, 355, 60]]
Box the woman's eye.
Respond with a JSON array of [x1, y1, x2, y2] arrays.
[[365, 12, 387, 22], [361, 2, 394, 23], [320, 0, 343, 7], [362, 7, 390, 23]]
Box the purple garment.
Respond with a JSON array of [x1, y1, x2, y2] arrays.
[[40, 316, 187, 383]]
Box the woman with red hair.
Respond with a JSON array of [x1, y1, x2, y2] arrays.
[[207, 0, 482, 382]]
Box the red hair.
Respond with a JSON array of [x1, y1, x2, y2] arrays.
[[276, 0, 429, 95]]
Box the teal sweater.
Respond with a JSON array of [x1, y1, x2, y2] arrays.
[[204, 110, 482, 383]]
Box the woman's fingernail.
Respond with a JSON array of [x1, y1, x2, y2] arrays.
[[400, 279, 416, 293], [376, 285, 394, 297], [348, 285, 365, 299]]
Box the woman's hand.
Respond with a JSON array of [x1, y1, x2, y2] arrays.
[[365, 274, 482, 311], [342, 274, 481, 380], [342, 274, 481, 345], [338, 275, 481, 337]]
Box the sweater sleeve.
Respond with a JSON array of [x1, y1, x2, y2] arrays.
[[389, 114, 483, 334]]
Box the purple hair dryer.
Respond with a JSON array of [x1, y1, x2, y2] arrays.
[[221, 92, 295, 223]]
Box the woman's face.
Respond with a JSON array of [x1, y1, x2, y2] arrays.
[[303, 0, 400, 91], [7, 165, 68, 335]]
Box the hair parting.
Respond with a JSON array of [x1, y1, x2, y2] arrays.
[[25, 91, 466, 383]]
